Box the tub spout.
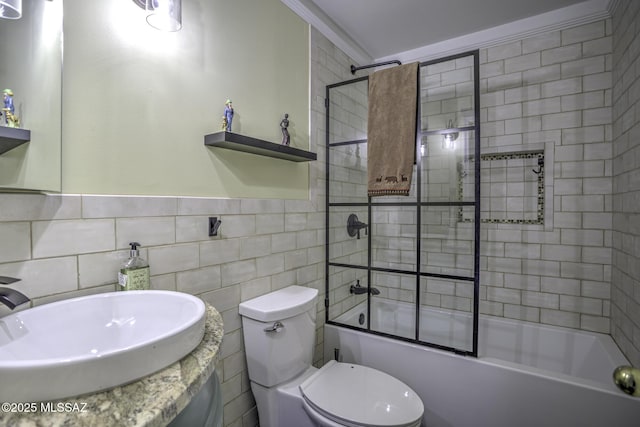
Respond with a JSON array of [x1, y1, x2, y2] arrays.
[[349, 281, 380, 296], [350, 281, 367, 295]]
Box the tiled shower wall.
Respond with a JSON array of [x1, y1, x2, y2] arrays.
[[0, 27, 356, 427], [611, 0, 640, 367], [327, 18, 614, 337], [326, 3, 640, 380], [479, 19, 613, 333]]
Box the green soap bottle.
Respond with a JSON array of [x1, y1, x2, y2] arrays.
[[118, 242, 150, 291]]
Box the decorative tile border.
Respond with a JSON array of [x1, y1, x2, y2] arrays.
[[458, 150, 544, 225]]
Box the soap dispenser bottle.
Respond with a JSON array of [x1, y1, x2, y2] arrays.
[[118, 242, 150, 291]]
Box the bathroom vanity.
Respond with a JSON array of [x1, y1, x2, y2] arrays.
[[0, 304, 223, 427]]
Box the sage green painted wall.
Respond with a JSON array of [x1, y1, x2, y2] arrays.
[[62, 0, 310, 198], [0, 0, 63, 192]]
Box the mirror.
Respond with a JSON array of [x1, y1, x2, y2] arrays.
[[0, 0, 63, 192]]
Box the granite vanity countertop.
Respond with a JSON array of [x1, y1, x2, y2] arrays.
[[0, 304, 224, 427]]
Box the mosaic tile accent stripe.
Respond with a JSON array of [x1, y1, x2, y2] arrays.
[[458, 151, 544, 225]]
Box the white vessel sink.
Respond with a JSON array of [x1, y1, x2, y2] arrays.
[[0, 290, 206, 402]]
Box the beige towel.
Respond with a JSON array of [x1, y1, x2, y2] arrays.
[[367, 62, 419, 197]]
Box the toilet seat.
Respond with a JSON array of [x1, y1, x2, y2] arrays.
[[299, 360, 423, 427]]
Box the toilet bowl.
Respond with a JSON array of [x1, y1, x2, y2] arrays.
[[239, 286, 424, 427], [300, 360, 423, 427]]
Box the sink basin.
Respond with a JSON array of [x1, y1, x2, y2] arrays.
[[0, 290, 206, 402]]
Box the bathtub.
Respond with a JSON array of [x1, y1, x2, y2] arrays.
[[324, 299, 640, 427]]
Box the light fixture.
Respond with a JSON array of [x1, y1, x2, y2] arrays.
[[147, 0, 182, 32], [132, 0, 182, 32], [442, 119, 458, 151], [0, 0, 21, 19]]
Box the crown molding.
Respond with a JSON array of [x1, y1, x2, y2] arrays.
[[377, 0, 612, 63], [283, 0, 613, 66], [280, 0, 372, 66], [607, 0, 621, 16]]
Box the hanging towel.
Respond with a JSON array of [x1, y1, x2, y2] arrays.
[[367, 62, 419, 197]]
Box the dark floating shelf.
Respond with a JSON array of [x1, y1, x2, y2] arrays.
[[0, 127, 31, 155], [204, 131, 316, 162]]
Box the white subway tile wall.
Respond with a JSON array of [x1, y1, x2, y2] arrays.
[[326, 18, 614, 339], [612, 0, 640, 367], [0, 192, 325, 427], [480, 18, 613, 334]]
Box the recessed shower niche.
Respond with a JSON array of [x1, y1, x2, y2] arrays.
[[458, 150, 545, 225]]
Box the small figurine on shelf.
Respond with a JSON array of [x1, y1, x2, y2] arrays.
[[2, 88, 19, 128], [221, 115, 228, 131], [224, 99, 234, 132], [280, 113, 290, 146]]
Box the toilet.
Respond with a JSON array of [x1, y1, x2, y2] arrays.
[[239, 285, 424, 427]]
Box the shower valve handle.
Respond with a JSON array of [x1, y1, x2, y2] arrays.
[[347, 214, 368, 239]]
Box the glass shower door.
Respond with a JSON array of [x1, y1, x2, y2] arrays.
[[326, 77, 370, 330], [326, 51, 480, 356]]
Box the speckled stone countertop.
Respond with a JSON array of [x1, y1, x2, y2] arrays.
[[0, 304, 223, 427]]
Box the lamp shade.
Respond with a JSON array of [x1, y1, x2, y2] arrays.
[[0, 0, 21, 19], [146, 0, 182, 32]]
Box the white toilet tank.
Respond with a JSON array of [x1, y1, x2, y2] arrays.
[[239, 286, 318, 388]]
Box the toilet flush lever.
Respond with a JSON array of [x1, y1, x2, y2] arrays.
[[264, 321, 284, 333]]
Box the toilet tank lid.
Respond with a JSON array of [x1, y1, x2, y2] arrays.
[[239, 286, 318, 322]]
